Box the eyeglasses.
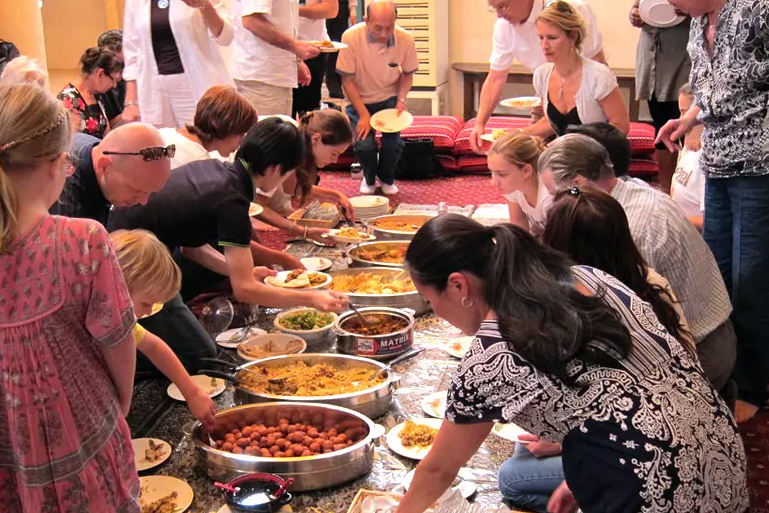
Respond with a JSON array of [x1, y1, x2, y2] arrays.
[[103, 145, 176, 161]]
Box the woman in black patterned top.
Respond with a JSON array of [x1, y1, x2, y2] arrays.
[[57, 47, 123, 139], [395, 214, 747, 513]]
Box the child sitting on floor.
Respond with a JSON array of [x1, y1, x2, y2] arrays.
[[110, 229, 217, 430]]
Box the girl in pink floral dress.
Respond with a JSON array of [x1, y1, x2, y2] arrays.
[[0, 84, 140, 512]]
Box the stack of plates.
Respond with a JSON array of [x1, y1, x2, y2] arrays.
[[349, 195, 389, 221]]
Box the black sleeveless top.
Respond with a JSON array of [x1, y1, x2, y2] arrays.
[[547, 94, 582, 136]]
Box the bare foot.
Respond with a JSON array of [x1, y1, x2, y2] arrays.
[[734, 399, 759, 423]]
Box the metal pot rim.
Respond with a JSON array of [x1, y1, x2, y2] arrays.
[[335, 308, 415, 339], [192, 401, 376, 463]]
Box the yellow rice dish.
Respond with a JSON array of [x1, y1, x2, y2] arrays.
[[331, 272, 415, 294], [239, 361, 386, 396]]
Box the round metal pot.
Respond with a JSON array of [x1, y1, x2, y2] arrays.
[[192, 402, 383, 491], [345, 241, 409, 269], [231, 353, 395, 419], [366, 214, 432, 241], [328, 267, 430, 316], [335, 307, 414, 360]]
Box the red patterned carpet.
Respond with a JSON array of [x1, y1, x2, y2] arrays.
[[258, 170, 768, 509]]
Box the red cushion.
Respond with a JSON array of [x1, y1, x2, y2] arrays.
[[628, 155, 659, 179], [437, 154, 459, 172], [456, 155, 492, 175], [628, 122, 656, 155], [373, 115, 462, 153], [454, 117, 531, 156]]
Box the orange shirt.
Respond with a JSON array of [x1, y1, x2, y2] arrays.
[[336, 23, 419, 105]]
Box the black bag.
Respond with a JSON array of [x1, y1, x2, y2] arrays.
[[394, 138, 451, 180], [0, 40, 20, 76]]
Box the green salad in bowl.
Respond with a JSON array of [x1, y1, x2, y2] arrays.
[[274, 308, 338, 345]]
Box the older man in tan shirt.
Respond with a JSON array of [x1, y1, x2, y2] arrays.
[[336, 0, 418, 195]]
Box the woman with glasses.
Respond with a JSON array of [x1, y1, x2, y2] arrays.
[[122, 0, 234, 128], [394, 214, 747, 513], [57, 47, 124, 139], [525, 1, 629, 138], [0, 83, 142, 512]]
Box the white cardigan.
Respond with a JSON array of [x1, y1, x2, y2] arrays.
[[533, 57, 618, 127], [123, 0, 234, 124]]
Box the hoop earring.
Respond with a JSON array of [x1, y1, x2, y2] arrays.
[[461, 297, 474, 308]]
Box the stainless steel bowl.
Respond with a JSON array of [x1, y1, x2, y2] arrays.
[[335, 307, 414, 360], [328, 267, 430, 316], [192, 402, 381, 491], [367, 214, 432, 241], [346, 241, 409, 269], [232, 353, 395, 419]]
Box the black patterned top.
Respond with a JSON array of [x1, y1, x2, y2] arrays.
[[446, 266, 747, 513], [688, 0, 769, 178], [57, 83, 109, 139]]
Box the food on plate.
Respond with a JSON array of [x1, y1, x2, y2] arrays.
[[144, 439, 167, 463], [355, 245, 407, 264], [341, 314, 408, 336], [240, 337, 305, 359], [398, 420, 438, 449], [238, 361, 386, 396], [278, 310, 334, 331], [491, 128, 508, 141], [448, 340, 469, 353], [211, 417, 368, 458], [429, 396, 446, 416], [274, 270, 327, 288], [310, 40, 336, 48], [504, 97, 540, 108], [203, 377, 223, 395], [331, 272, 415, 294], [140, 492, 178, 513], [373, 119, 387, 129], [372, 219, 426, 232], [336, 227, 369, 239]]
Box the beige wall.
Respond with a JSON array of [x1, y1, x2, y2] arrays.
[[42, 0, 109, 72], [447, 0, 641, 117]]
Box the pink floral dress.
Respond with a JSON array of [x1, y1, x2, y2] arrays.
[[0, 215, 140, 513], [57, 84, 109, 139]]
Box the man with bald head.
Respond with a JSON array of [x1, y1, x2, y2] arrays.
[[51, 122, 172, 225], [336, 0, 418, 195]]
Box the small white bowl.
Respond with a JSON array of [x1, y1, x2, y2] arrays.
[[237, 332, 307, 362], [273, 307, 338, 346]]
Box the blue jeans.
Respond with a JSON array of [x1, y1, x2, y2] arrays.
[[498, 445, 564, 513], [346, 96, 405, 186], [703, 174, 769, 406]]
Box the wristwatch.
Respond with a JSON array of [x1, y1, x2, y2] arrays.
[[396, 98, 406, 105]]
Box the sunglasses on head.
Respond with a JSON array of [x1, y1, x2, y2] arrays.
[[103, 145, 176, 161]]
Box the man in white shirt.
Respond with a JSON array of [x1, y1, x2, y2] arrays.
[[232, 0, 322, 116], [469, 0, 606, 153]]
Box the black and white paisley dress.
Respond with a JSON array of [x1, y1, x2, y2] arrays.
[[446, 266, 747, 513]]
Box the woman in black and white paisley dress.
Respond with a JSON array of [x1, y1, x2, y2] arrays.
[[394, 214, 747, 513]]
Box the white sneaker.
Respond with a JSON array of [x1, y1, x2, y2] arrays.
[[359, 178, 376, 195], [381, 182, 399, 195]]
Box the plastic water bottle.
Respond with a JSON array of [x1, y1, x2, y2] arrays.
[[437, 202, 448, 216]]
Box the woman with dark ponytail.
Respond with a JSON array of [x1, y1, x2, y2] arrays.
[[57, 46, 124, 138], [396, 214, 746, 513]]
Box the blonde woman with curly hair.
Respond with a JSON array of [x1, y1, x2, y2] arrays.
[[487, 130, 551, 235], [0, 83, 141, 511], [526, 0, 629, 138]]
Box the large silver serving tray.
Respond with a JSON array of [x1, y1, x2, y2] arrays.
[[328, 267, 430, 316], [366, 214, 432, 241], [192, 402, 381, 491], [231, 353, 395, 419], [346, 240, 409, 269]]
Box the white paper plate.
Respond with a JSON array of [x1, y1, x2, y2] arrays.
[[421, 391, 447, 419], [349, 195, 390, 209], [215, 326, 267, 349], [237, 332, 307, 361], [300, 257, 333, 272], [265, 270, 332, 289], [370, 109, 414, 133], [249, 202, 264, 217], [500, 96, 542, 109], [386, 418, 443, 460], [639, 0, 685, 27], [139, 475, 194, 513], [309, 40, 348, 53], [167, 375, 225, 401], [404, 467, 477, 499], [132, 438, 172, 472], [491, 422, 532, 443], [322, 229, 376, 244], [311, 239, 338, 248], [443, 336, 475, 359], [480, 133, 497, 143]]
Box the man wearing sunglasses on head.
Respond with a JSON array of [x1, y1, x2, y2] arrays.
[[50, 122, 172, 226], [469, 0, 607, 154]]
